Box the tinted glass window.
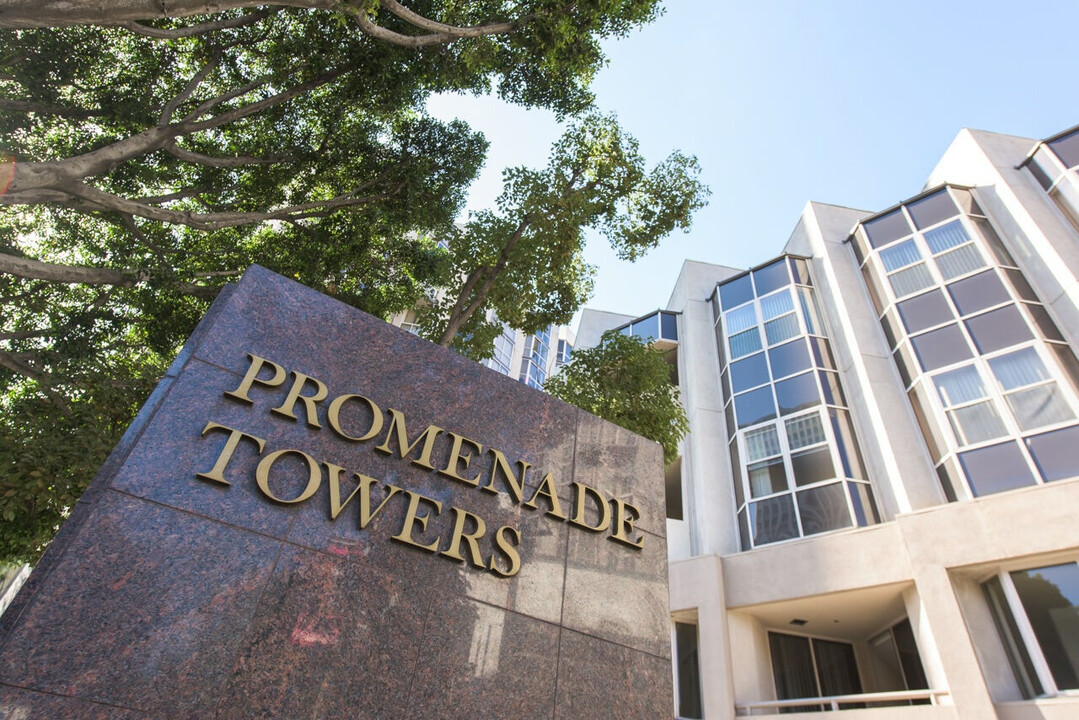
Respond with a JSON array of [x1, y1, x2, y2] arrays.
[[894, 344, 916, 388], [786, 413, 827, 450], [1004, 269, 1038, 302], [720, 367, 731, 403], [797, 483, 852, 535], [907, 190, 958, 230], [769, 339, 811, 380], [760, 290, 795, 320], [725, 401, 736, 440], [749, 495, 799, 545], [848, 482, 879, 524], [1028, 158, 1055, 190], [910, 324, 973, 372], [726, 304, 757, 334], [864, 209, 912, 249], [830, 409, 866, 479], [754, 259, 791, 297], [889, 263, 935, 298], [974, 217, 1017, 266], [729, 328, 763, 359], [765, 314, 801, 346], [1025, 303, 1065, 342], [735, 386, 777, 428], [1049, 129, 1079, 168], [1010, 563, 1079, 690], [811, 338, 836, 370], [730, 439, 743, 506], [661, 312, 678, 341], [719, 274, 754, 310], [923, 219, 970, 254], [897, 289, 953, 334], [881, 309, 901, 349], [776, 373, 820, 415], [631, 313, 659, 341], [965, 305, 1033, 355], [819, 371, 846, 407], [791, 447, 835, 487], [1026, 426, 1079, 482], [748, 457, 787, 497], [880, 239, 921, 272], [790, 257, 812, 285], [958, 441, 1036, 497], [745, 425, 781, 461], [936, 244, 986, 280], [948, 271, 1010, 316], [731, 352, 770, 393]]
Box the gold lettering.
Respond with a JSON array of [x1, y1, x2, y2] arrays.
[[488, 526, 521, 578], [569, 482, 611, 532], [195, 421, 266, 485], [324, 464, 401, 526], [374, 409, 442, 470], [390, 489, 443, 552], [523, 472, 567, 520], [270, 371, 328, 428], [438, 433, 483, 486], [481, 449, 530, 502], [327, 394, 384, 442], [255, 449, 321, 504], [609, 498, 645, 549], [224, 354, 286, 404], [442, 506, 487, 568]]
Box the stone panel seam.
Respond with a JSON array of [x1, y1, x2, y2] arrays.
[[0, 680, 149, 717], [551, 408, 581, 719]]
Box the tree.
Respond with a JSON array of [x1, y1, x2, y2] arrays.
[[544, 330, 688, 464], [424, 112, 709, 355]]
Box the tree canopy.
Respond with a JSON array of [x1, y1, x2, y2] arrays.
[[544, 330, 689, 464], [423, 112, 708, 357]]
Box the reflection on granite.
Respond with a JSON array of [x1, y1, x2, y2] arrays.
[[407, 596, 559, 718], [555, 628, 674, 719], [0, 491, 278, 716], [0, 266, 671, 717]]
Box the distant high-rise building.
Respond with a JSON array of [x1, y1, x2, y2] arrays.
[[576, 123, 1079, 719]]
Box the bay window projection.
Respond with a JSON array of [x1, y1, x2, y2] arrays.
[[1023, 124, 1079, 231], [518, 326, 551, 389], [713, 257, 878, 551], [852, 185, 1079, 501]]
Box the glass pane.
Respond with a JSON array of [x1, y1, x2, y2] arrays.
[[948, 271, 1010, 317], [721, 367, 731, 403], [729, 327, 763, 360], [790, 257, 812, 285], [719, 273, 754, 310], [1004, 269, 1039, 302], [984, 576, 1044, 699], [974, 217, 1017, 267], [726, 401, 737, 440], [631, 313, 659, 341], [936, 243, 986, 280], [735, 386, 776, 428], [791, 447, 835, 487], [952, 187, 985, 217], [866, 630, 905, 693], [819, 371, 846, 407], [923, 219, 970, 254], [830, 409, 867, 478], [798, 287, 825, 336], [710, 289, 721, 322], [1049, 128, 1079, 168], [765, 314, 800, 346], [911, 323, 973, 372], [894, 343, 917, 388], [731, 352, 770, 393], [768, 633, 821, 710], [881, 308, 901, 349], [1010, 563, 1079, 690], [989, 348, 1048, 390], [745, 425, 781, 462], [937, 458, 960, 502], [760, 289, 794, 320], [1028, 155, 1057, 190], [880, 239, 922, 272], [661, 312, 678, 341], [965, 305, 1033, 355], [675, 622, 703, 720], [754, 259, 791, 297], [864, 209, 912, 249], [776, 373, 821, 416], [888, 263, 935, 298], [934, 364, 987, 407], [748, 457, 788, 497], [848, 481, 879, 524], [730, 438, 744, 507], [750, 495, 799, 546], [715, 321, 727, 368], [958, 441, 1036, 497], [738, 508, 751, 550], [948, 401, 1008, 445], [897, 289, 953, 334], [1026, 426, 1079, 482], [769, 339, 811, 380], [797, 484, 853, 535], [862, 264, 886, 315], [892, 619, 930, 691], [726, 304, 757, 334], [908, 190, 959, 230], [1008, 385, 1074, 430], [910, 382, 946, 462], [1025, 303, 1065, 342], [785, 412, 827, 450], [811, 337, 836, 370]]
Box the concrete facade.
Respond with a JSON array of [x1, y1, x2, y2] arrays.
[[576, 124, 1079, 719]]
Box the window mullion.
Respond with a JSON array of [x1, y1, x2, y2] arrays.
[[999, 570, 1060, 697]]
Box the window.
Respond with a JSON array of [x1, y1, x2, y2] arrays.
[[675, 622, 703, 719], [768, 632, 863, 712], [866, 619, 930, 704], [984, 561, 1079, 698]]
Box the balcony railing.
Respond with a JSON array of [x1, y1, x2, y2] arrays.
[[736, 689, 949, 715]]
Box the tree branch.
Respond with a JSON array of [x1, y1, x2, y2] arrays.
[[165, 142, 296, 168], [159, 48, 222, 125], [118, 9, 270, 39], [0, 98, 99, 119], [0, 348, 71, 415], [379, 0, 518, 38], [0, 251, 136, 286], [184, 67, 345, 131]]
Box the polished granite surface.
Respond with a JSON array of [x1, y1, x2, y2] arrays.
[[0, 266, 672, 717]]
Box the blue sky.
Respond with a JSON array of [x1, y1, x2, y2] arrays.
[[428, 1, 1079, 322]]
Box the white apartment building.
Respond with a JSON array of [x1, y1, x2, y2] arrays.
[[577, 123, 1079, 720]]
